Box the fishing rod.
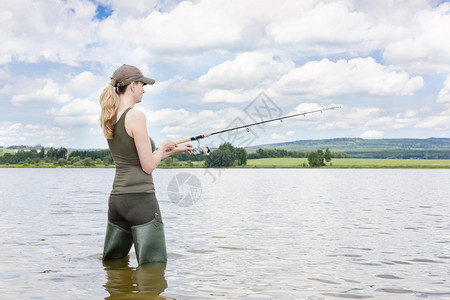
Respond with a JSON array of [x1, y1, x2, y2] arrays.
[[176, 105, 342, 155]]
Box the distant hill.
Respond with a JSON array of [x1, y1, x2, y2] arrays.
[[246, 138, 450, 159]]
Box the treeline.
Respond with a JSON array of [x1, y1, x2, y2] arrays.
[[0, 144, 340, 168], [204, 143, 247, 167], [70, 149, 113, 163], [0, 146, 204, 168], [0, 147, 113, 167], [159, 143, 248, 168], [248, 148, 348, 159]]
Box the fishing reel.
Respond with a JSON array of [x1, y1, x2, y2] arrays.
[[198, 144, 211, 156], [191, 140, 210, 156]]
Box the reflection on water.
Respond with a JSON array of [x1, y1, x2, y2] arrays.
[[103, 256, 169, 299], [0, 168, 450, 299]]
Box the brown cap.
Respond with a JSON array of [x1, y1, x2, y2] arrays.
[[110, 64, 155, 87]]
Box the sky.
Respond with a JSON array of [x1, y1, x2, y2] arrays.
[[1, 0, 450, 149]]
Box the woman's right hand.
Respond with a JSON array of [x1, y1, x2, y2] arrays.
[[160, 140, 177, 153]]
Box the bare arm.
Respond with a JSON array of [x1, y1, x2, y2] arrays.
[[126, 109, 194, 174], [126, 109, 170, 174]]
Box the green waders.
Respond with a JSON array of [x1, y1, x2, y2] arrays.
[[132, 213, 167, 265], [103, 222, 133, 260]]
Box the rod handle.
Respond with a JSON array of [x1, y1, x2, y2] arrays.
[[176, 137, 193, 144], [176, 133, 211, 144]]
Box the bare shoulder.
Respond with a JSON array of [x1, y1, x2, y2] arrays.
[[126, 108, 146, 122], [125, 109, 147, 137]]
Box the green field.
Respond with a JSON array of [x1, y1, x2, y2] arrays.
[[246, 158, 450, 168], [0, 148, 15, 156]]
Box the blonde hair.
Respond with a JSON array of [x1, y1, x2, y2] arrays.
[[99, 85, 119, 139]]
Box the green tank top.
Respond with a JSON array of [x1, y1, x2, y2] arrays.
[[108, 107, 156, 194]]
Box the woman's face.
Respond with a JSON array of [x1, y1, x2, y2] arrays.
[[133, 81, 145, 103]]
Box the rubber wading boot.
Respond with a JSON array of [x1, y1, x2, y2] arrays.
[[132, 213, 167, 265], [103, 222, 133, 261]]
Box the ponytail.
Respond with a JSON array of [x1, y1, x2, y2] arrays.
[[99, 85, 119, 139]]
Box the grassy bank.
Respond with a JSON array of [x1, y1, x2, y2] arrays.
[[246, 158, 450, 168]]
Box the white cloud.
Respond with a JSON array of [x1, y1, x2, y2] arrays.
[[24, 123, 70, 141], [284, 105, 380, 131], [142, 107, 190, 126], [11, 79, 72, 105], [437, 75, 450, 104], [273, 57, 424, 98], [94, 0, 375, 62], [0, 121, 70, 145], [266, 2, 371, 46], [383, 2, 450, 73], [65, 71, 105, 97], [414, 108, 450, 129], [288, 103, 344, 122], [0, 67, 9, 80], [270, 131, 296, 140], [201, 89, 266, 104], [197, 52, 294, 90], [6, 70, 106, 107], [140, 106, 247, 136], [47, 98, 100, 127], [189, 51, 295, 104], [105, 0, 159, 17], [90, 0, 450, 74], [0, 0, 99, 65], [271, 133, 284, 139], [1, 0, 449, 74], [249, 102, 342, 132], [0, 122, 22, 138], [8, 70, 105, 129], [97, 0, 247, 56], [392, 110, 421, 129], [147, 76, 182, 94], [290, 102, 326, 114], [360, 130, 384, 139], [303, 105, 448, 134]]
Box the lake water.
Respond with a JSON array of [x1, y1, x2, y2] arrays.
[[0, 168, 449, 299]]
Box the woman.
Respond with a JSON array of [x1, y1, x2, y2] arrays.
[[99, 64, 194, 265]]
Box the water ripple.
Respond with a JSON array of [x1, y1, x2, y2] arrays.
[[1, 168, 450, 299]]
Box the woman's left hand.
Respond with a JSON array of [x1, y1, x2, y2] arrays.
[[162, 143, 196, 159]]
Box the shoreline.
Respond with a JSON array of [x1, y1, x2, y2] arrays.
[[2, 158, 450, 169]]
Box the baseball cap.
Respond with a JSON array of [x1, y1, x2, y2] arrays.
[[110, 64, 155, 87]]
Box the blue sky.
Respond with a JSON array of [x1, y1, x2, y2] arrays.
[[1, 0, 450, 149]]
